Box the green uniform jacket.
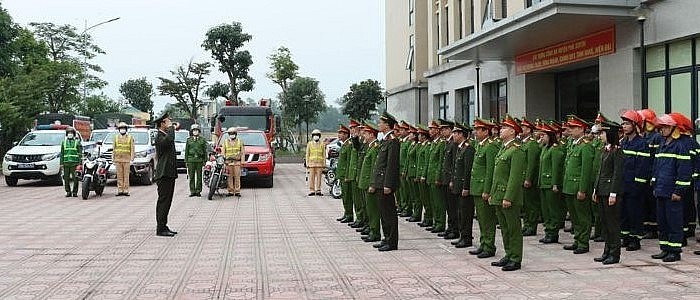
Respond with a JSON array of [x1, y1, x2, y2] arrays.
[[184, 136, 208, 163], [522, 136, 541, 186], [489, 140, 527, 206], [427, 139, 446, 184], [355, 141, 367, 182], [155, 126, 178, 181], [336, 138, 352, 181], [346, 136, 360, 181], [359, 140, 380, 189], [442, 139, 457, 184], [400, 138, 410, 177], [407, 142, 419, 179], [562, 137, 594, 195], [452, 141, 475, 194], [594, 145, 624, 196], [470, 138, 499, 196], [416, 142, 429, 179], [538, 144, 565, 189], [371, 133, 400, 190]]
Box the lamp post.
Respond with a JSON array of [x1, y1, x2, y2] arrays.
[[633, 3, 650, 108], [81, 17, 120, 101], [303, 95, 311, 143]]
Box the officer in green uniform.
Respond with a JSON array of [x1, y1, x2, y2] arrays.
[[562, 115, 594, 253], [489, 115, 526, 271], [336, 125, 353, 223], [520, 118, 541, 236], [426, 120, 446, 234], [153, 112, 179, 237], [347, 120, 364, 229], [536, 121, 566, 243], [450, 123, 475, 248], [406, 126, 422, 222], [417, 124, 434, 228], [441, 119, 460, 239], [398, 121, 413, 217], [359, 123, 381, 242], [469, 118, 499, 258], [371, 112, 401, 251], [61, 127, 82, 197], [185, 124, 208, 197], [353, 123, 368, 232]]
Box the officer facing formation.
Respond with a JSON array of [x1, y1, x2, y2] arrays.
[[113, 122, 135, 196], [305, 129, 326, 196], [153, 112, 178, 237], [185, 124, 208, 197], [223, 127, 244, 197], [61, 127, 82, 198]]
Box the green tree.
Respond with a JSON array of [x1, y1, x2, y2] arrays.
[[79, 94, 121, 118], [205, 81, 230, 100], [29, 22, 107, 113], [162, 103, 190, 119], [202, 22, 254, 105], [119, 77, 154, 117], [267, 46, 298, 96], [157, 60, 212, 122], [339, 79, 384, 122], [284, 77, 326, 141], [311, 105, 348, 132]]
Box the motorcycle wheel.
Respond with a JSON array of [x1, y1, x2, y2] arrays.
[[81, 178, 91, 200], [95, 185, 104, 196], [331, 180, 342, 199], [207, 174, 219, 200]]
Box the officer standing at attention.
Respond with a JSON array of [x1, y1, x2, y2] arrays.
[[153, 112, 178, 237], [562, 115, 594, 254], [489, 115, 526, 271], [223, 127, 245, 197], [306, 129, 326, 196], [450, 122, 475, 248], [359, 123, 381, 243], [61, 127, 82, 198], [113, 122, 135, 196], [619, 110, 650, 251], [592, 117, 624, 265], [441, 120, 460, 240], [371, 112, 401, 252], [536, 121, 565, 244], [426, 120, 447, 235], [185, 124, 208, 197], [347, 120, 363, 229], [469, 118, 499, 258], [520, 118, 541, 236], [336, 124, 354, 223]]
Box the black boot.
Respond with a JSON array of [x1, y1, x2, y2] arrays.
[[602, 256, 620, 265], [594, 253, 610, 262], [662, 252, 681, 262], [626, 239, 641, 251], [651, 251, 669, 259]]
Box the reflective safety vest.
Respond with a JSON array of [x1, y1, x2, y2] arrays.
[[114, 134, 133, 154], [224, 138, 243, 159], [307, 141, 325, 166], [62, 139, 80, 164]]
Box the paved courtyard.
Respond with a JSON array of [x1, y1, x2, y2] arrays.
[[2, 164, 700, 299]]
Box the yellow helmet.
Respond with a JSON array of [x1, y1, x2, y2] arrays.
[[311, 129, 322, 136], [227, 127, 237, 134], [117, 122, 128, 129]]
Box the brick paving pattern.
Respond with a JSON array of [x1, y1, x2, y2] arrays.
[[2, 164, 700, 299]]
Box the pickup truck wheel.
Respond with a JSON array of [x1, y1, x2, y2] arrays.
[[52, 168, 64, 186], [260, 175, 274, 188], [142, 162, 154, 185], [5, 176, 18, 187]]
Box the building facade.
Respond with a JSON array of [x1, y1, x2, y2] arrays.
[[385, 0, 700, 127]]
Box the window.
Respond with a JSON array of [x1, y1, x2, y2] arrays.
[[435, 93, 449, 119], [445, 5, 449, 45], [644, 37, 699, 138], [526, 0, 544, 8], [457, 87, 475, 124], [409, 0, 415, 26], [487, 80, 507, 120], [469, 0, 474, 34], [458, 0, 463, 38], [406, 34, 415, 80]]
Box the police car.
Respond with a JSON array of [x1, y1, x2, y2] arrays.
[[2, 125, 89, 186]]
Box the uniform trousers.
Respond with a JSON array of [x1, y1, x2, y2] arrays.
[[378, 191, 399, 248], [457, 195, 474, 241], [115, 161, 131, 193], [226, 164, 241, 194], [621, 184, 646, 242], [495, 204, 523, 263], [63, 164, 79, 194], [540, 189, 565, 238], [473, 195, 497, 254], [523, 186, 541, 232], [431, 184, 446, 230], [564, 193, 592, 250], [341, 181, 354, 220], [156, 178, 175, 232], [307, 167, 323, 193], [597, 194, 622, 258], [365, 191, 381, 238], [657, 196, 684, 253], [444, 186, 459, 234]]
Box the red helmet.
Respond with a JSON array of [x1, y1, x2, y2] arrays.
[[620, 110, 643, 129], [638, 109, 658, 124], [656, 114, 676, 127], [669, 112, 692, 133]]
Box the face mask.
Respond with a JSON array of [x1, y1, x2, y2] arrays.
[[119, 129, 127, 135], [193, 131, 199, 136], [313, 136, 320, 142], [67, 134, 74, 139], [230, 134, 237, 140]]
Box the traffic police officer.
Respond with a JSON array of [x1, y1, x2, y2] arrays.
[[490, 115, 526, 271], [223, 127, 245, 197], [154, 112, 178, 237], [61, 127, 82, 198], [185, 124, 208, 197], [113, 122, 135, 196], [371, 112, 401, 252], [306, 129, 326, 196]]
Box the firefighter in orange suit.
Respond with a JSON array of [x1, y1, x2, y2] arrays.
[[223, 127, 245, 197], [113, 122, 135, 196], [306, 129, 327, 196]]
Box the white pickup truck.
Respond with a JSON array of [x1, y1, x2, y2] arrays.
[[99, 128, 157, 185]]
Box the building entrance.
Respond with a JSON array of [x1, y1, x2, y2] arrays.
[[556, 65, 600, 121]]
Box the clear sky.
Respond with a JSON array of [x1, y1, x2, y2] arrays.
[[3, 0, 385, 114]]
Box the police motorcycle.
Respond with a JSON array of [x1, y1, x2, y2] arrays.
[[324, 148, 342, 199], [204, 151, 229, 200], [77, 141, 109, 200]]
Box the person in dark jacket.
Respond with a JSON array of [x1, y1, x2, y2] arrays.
[[592, 118, 624, 265], [154, 112, 179, 237], [620, 110, 652, 251], [449, 122, 475, 248], [651, 113, 693, 262], [370, 111, 401, 252]]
